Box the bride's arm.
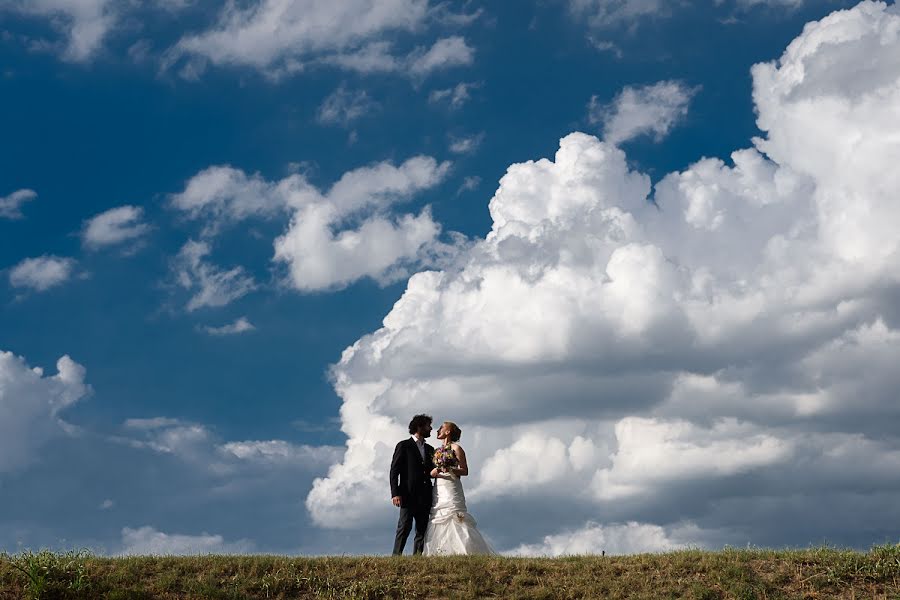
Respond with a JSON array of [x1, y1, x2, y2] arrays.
[[452, 444, 469, 477]]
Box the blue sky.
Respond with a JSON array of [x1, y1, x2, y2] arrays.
[[2, 0, 899, 556]]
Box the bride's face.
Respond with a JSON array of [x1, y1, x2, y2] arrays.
[[436, 424, 446, 440]]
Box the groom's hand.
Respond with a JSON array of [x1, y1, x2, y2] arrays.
[[391, 496, 402, 507]]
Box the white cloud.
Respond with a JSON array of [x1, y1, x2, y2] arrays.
[[569, 0, 801, 29], [275, 207, 443, 291], [219, 440, 343, 467], [171, 0, 427, 69], [272, 156, 453, 291], [457, 175, 481, 194], [119, 526, 254, 555], [119, 416, 344, 479], [0, 351, 90, 472], [322, 36, 475, 77], [99, 499, 114, 510], [1, 0, 115, 61], [168, 166, 294, 236], [429, 81, 479, 109], [449, 132, 485, 154], [568, 0, 665, 27], [591, 418, 792, 500], [81, 205, 151, 250], [0, 189, 37, 219], [317, 86, 377, 127], [123, 417, 183, 430], [508, 521, 693, 556], [201, 317, 255, 336], [172, 240, 257, 311], [172, 155, 456, 292], [8, 255, 77, 292], [407, 36, 474, 76], [166, 1, 473, 79], [589, 80, 698, 145], [305, 2, 900, 549], [736, 0, 804, 8]]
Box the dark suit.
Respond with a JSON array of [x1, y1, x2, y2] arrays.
[[390, 437, 434, 555]]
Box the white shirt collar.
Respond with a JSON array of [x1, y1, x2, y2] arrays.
[[411, 434, 424, 444]]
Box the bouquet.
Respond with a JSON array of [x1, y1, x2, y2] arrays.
[[433, 445, 459, 473]]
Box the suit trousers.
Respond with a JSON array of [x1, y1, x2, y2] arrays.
[[392, 500, 431, 555]]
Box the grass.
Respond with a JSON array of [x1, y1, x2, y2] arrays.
[[0, 545, 898, 599]]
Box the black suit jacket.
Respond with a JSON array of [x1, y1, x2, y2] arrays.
[[390, 438, 434, 506]]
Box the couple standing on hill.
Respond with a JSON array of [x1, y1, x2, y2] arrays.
[[390, 414, 494, 556]]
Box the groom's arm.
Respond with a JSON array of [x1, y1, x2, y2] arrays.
[[390, 441, 404, 504]]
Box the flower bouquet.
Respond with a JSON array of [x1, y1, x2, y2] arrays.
[[433, 445, 459, 474]]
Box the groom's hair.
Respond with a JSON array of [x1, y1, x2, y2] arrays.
[[408, 414, 432, 434]]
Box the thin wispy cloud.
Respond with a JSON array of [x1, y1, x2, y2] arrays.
[[172, 240, 257, 311], [316, 86, 377, 127], [449, 132, 485, 154], [81, 205, 151, 251], [201, 317, 255, 336], [0, 189, 37, 219]]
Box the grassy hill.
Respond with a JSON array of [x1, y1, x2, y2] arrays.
[[1, 545, 898, 599]]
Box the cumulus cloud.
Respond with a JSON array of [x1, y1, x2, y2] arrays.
[[200, 317, 255, 336], [171, 240, 257, 311], [81, 205, 151, 250], [0, 188, 37, 219], [166, 0, 473, 79], [168, 166, 294, 236], [120, 526, 254, 555], [270, 157, 453, 291], [508, 521, 693, 556], [8, 255, 77, 292], [306, 1, 900, 549], [0, 351, 90, 472], [589, 80, 698, 145], [171, 155, 457, 292]]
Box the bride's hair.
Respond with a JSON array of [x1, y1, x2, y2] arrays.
[[443, 421, 462, 442]]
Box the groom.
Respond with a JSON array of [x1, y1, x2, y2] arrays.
[[390, 414, 435, 555]]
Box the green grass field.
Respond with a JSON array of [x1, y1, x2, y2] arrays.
[[1, 545, 898, 599]]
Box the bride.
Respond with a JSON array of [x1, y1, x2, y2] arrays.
[[423, 421, 494, 555]]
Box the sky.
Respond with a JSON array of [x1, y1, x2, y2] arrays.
[[1, 0, 899, 556]]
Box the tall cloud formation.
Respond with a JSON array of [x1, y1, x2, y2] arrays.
[[0, 351, 90, 472], [307, 1, 900, 552]]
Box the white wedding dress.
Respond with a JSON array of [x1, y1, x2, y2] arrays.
[[423, 471, 494, 555]]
